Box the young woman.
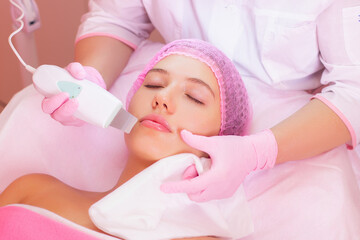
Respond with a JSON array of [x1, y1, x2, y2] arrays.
[[0, 39, 251, 239]]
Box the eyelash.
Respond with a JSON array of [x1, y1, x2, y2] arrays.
[[186, 94, 204, 105], [144, 85, 163, 89], [145, 85, 204, 105]]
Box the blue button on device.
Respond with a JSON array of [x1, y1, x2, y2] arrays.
[[57, 81, 82, 99]]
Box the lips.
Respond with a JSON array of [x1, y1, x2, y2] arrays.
[[140, 114, 172, 133]]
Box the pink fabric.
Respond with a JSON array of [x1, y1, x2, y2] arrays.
[[313, 94, 356, 149], [75, 33, 137, 50], [243, 145, 360, 240], [0, 206, 101, 240], [161, 129, 277, 202], [126, 39, 252, 136]]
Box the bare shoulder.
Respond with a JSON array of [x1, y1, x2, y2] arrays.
[[0, 173, 59, 207]]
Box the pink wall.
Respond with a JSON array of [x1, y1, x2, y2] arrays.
[[0, 0, 88, 106]]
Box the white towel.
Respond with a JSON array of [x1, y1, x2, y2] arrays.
[[89, 153, 254, 240]]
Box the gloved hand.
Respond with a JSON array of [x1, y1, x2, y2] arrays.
[[41, 62, 106, 126], [161, 129, 278, 202]]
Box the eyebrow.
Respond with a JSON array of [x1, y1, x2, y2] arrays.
[[187, 77, 215, 98], [148, 68, 215, 97], [147, 68, 169, 75]]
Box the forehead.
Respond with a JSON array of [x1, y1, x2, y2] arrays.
[[151, 54, 220, 91]]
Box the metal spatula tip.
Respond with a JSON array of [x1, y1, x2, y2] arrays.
[[110, 108, 138, 133]]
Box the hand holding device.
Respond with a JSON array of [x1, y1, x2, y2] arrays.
[[8, 0, 137, 133], [33, 64, 137, 132], [41, 62, 107, 126]]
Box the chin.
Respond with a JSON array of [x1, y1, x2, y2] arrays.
[[124, 126, 180, 162], [125, 124, 207, 162]]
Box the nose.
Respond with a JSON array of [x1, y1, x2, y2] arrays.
[[152, 90, 174, 113]]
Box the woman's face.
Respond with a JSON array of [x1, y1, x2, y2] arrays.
[[125, 54, 221, 162]]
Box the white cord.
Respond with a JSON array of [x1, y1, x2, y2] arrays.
[[8, 0, 36, 74]]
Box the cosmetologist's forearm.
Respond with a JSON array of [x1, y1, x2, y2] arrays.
[[271, 98, 351, 164], [74, 36, 134, 89]]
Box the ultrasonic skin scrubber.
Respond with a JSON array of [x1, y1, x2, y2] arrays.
[[8, 0, 138, 133]]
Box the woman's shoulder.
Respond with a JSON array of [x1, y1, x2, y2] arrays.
[[0, 173, 59, 207]]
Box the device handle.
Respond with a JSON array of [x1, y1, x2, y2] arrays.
[[33, 65, 122, 127]]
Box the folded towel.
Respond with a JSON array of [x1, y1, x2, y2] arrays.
[[90, 153, 254, 240]]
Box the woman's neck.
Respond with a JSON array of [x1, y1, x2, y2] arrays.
[[110, 154, 154, 191]]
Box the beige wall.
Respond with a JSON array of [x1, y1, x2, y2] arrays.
[[0, 0, 88, 106]]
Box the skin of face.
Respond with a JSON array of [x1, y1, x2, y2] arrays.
[[124, 54, 221, 164]]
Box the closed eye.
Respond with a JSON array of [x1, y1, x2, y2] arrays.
[[144, 85, 163, 89], [186, 94, 204, 105]]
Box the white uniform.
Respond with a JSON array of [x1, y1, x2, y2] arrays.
[[77, 0, 360, 147]]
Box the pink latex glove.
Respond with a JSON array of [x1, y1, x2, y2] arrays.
[[41, 62, 106, 126], [161, 129, 278, 202]]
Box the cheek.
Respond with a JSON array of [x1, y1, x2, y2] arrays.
[[174, 107, 220, 158], [125, 126, 194, 161], [176, 105, 221, 136], [128, 89, 151, 116]]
